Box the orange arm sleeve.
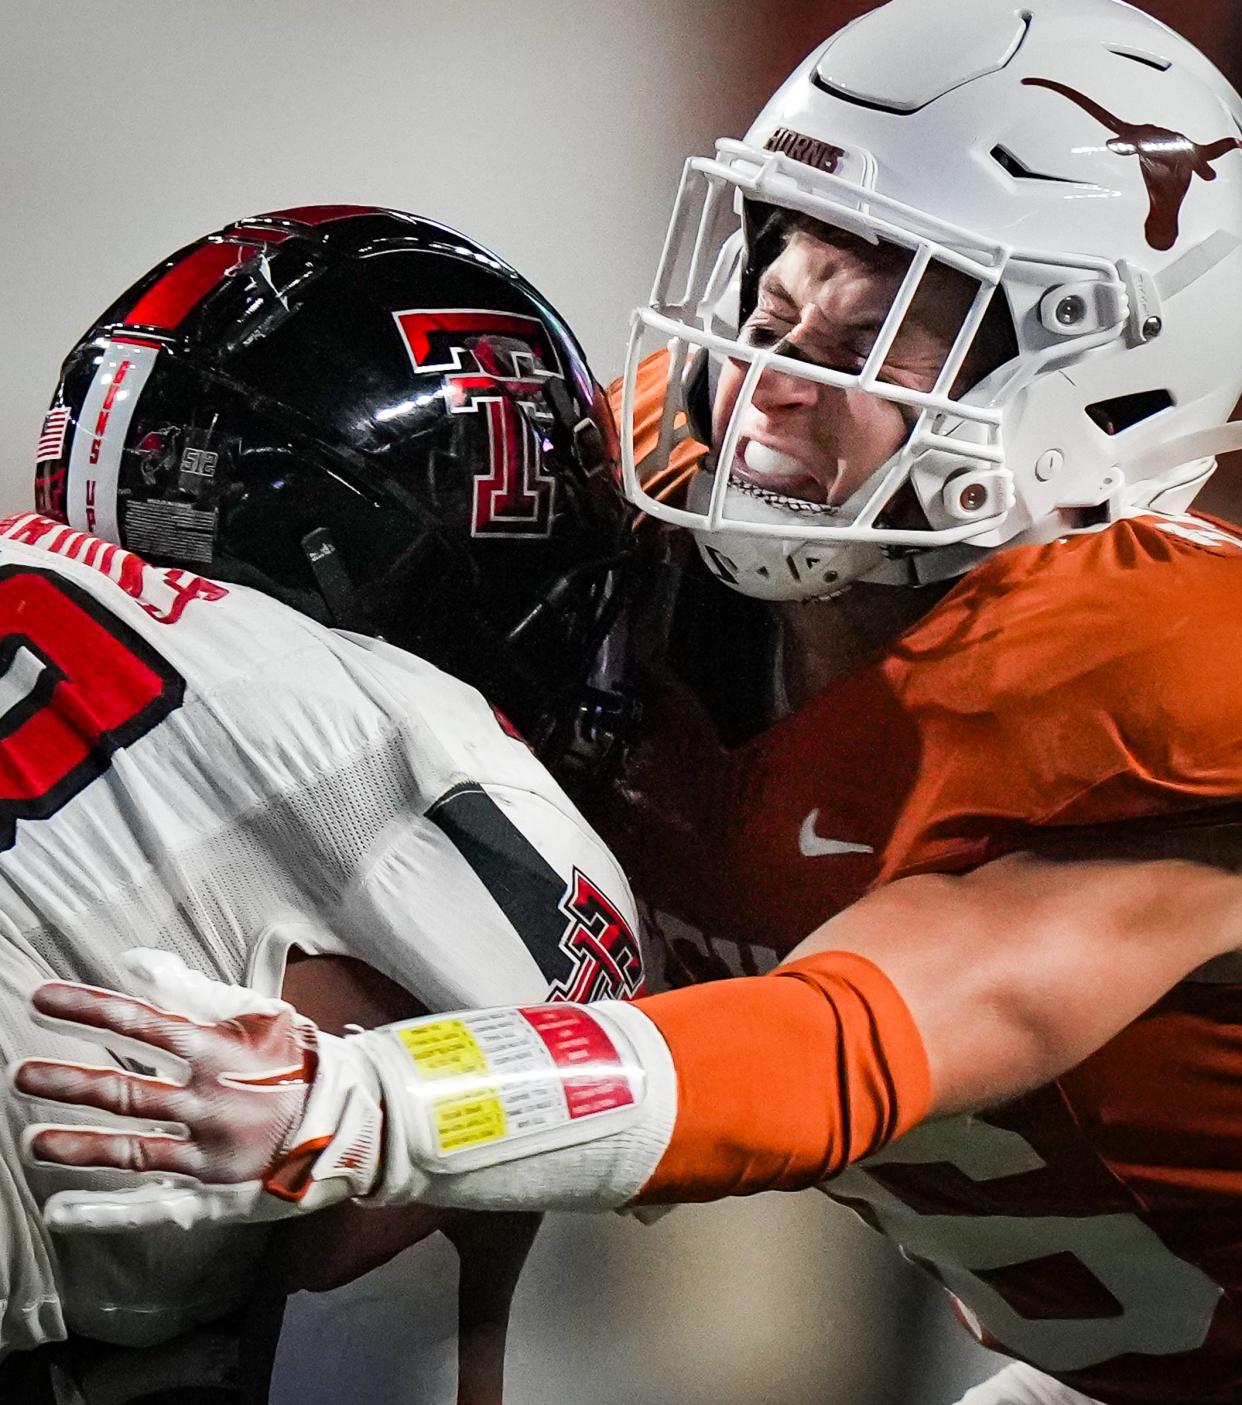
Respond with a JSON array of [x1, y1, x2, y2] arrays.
[[633, 950, 932, 1204]]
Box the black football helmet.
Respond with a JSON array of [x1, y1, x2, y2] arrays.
[[38, 205, 632, 764]]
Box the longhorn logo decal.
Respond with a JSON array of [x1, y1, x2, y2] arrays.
[[1023, 76, 1242, 250]]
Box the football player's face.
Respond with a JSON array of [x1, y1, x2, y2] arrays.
[[711, 227, 975, 506]]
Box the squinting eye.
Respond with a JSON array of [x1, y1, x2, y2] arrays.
[[739, 321, 785, 349]]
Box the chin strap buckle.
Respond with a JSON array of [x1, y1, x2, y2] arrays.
[[1117, 260, 1164, 346], [556, 685, 644, 784], [301, 526, 376, 636]]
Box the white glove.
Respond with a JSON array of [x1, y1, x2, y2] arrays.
[[14, 949, 675, 1233], [13, 948, 382, 1233]]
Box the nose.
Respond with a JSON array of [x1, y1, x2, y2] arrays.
[[746, 352, 822, 416]]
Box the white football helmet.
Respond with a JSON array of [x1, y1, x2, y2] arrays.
[[620, 0, 1242, 599]]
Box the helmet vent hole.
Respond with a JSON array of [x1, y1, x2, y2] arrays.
[[1108, 46, 1172, 72], [989, 146, 1081, 185], [1085, 389, 1175, 436]]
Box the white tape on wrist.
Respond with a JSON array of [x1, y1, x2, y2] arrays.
[[353, 999, 676, 1213], [268, 1032, 384, 1209]]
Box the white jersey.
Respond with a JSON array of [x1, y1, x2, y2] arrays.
[[0, 513, 643, 1355], [955, 1364, 1103, 1405]]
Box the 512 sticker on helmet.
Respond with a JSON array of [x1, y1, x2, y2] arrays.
[[393, 309, 561, 538], [0, 566, 184, 850]]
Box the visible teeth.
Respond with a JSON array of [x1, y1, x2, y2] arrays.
[[742, 441, 806, 479]]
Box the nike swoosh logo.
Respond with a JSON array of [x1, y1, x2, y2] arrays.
[[799, 810, 875, 858]]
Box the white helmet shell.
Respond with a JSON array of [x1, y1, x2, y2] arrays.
[[620, 0, 1242, 599]]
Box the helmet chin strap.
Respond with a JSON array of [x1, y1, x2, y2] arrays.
[[301, 526, 377, 637], [691, 411, 1242, 602], [898, 540, 994, 588], [864, 424, 1242, 589], [1126, 424, 1242, 480], [688, 461, 968, 599]]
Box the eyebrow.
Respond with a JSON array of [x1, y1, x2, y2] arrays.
[[756, 272, 884, 337], [756, 273, 798, 311]]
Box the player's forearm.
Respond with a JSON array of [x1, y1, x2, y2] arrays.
[[17, 946, 929, 1226], [352, 949, 930, 1211], [630, 950, 931, 1200], [381, 854, 1242, 1214], [787, 854, 1242, 1117]]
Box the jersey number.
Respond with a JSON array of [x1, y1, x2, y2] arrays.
[[0, 566, 184, 850], [829, 1116, 1221, 1371]]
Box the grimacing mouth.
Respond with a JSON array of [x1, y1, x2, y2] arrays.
[[722, 434, 830, 503], [720, 462, 848, 517]]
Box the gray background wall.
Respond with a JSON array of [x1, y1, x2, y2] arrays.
[[2, 0, 873, 478], [4, 2, 1238, 1402]]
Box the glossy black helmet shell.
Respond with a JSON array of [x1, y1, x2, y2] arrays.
[[39, 205, 630, 750]]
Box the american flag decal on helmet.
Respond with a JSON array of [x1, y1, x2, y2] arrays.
[[37, 408, 70, 463]]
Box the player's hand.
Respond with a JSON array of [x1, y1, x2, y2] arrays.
[[12, 949, 382, 1233]]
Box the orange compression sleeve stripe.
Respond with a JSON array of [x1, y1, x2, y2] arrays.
[[633, 950, 932, 1204]]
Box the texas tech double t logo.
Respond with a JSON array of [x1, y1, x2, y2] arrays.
[[394, 309, 562, 537]]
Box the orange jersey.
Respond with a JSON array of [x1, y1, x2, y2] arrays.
[[615, 508, 1242, 973], [607, 360, 1242, 1403]]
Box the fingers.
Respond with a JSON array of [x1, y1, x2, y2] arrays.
[[32, 981, 203, 1058], [14, 1058, 183, 1121], [43, 1180, 289, 1235], [121, 948, 291, 1024], [24, 1123, 202, 1177], [43, 1184, 219, 1235]]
